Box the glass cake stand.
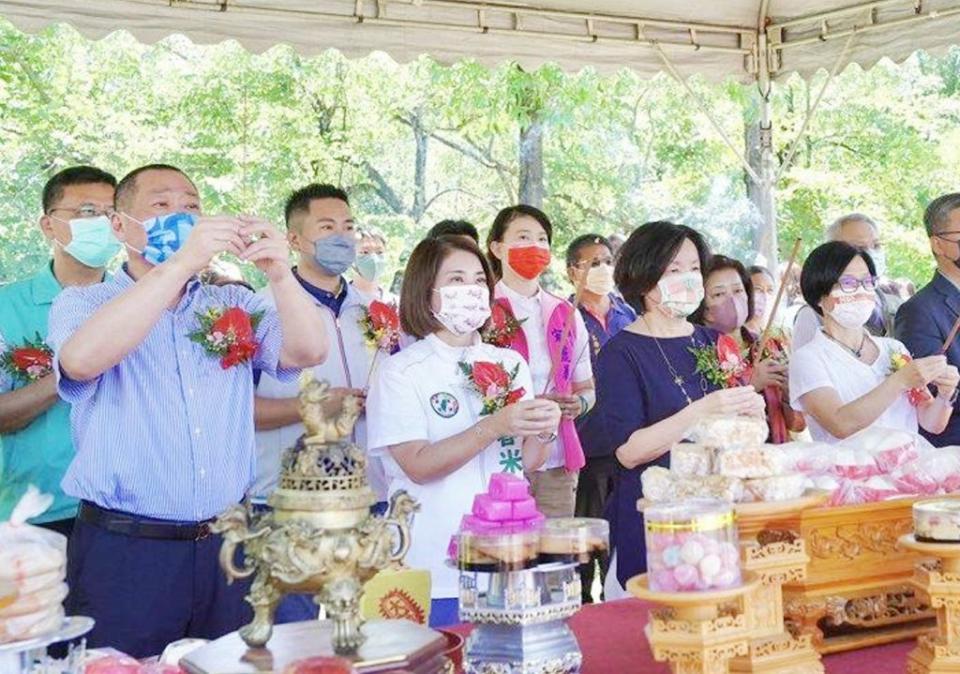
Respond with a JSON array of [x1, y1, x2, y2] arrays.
[[0, 616, 95, 674]]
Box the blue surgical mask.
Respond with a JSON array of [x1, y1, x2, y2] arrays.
[[126, 212, 198, 266], [52, 215, 121, 268], [313, 233, 356, 276], [355, 252, 386, 282]]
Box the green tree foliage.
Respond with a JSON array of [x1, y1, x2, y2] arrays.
[[2, 20, 958, 287]]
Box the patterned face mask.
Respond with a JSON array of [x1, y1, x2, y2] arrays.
[[655, 271, 705, 319], [433, 284, 491, 336], [124, 212, 198, 266]]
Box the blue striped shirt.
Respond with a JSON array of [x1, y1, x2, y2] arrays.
[[47, 267, 298, 521]]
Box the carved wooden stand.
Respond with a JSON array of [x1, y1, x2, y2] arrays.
[[627, 573, 760, 674], [900, 534, 960, 674], [729, 539, 823, 674]]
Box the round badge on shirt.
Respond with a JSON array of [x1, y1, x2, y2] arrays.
[[429, 392, 460, 418]]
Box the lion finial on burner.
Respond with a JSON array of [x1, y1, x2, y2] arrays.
[[299, 371, 363, 443]]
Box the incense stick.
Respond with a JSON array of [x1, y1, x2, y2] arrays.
[[754, 237, 803, 366], [941, 314, 960, 354]]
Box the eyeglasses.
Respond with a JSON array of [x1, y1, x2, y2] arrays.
[[836, 275, 878, 294], [48, 204, 114, 219], [936, 231, 960, 243]]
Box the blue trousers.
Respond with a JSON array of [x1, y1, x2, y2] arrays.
[[66, 518, 252, 658]]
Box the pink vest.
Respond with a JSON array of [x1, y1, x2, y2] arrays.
[[492, 289, 586, 473]]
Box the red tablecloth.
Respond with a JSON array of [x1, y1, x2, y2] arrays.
[[450, 598, 913, 674]]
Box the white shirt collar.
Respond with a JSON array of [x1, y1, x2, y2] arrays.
[[496, 279, 542, 307], [425, 332, 482, 360]]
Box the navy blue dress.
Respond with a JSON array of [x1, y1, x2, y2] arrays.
[[591, 324, 721, 587]]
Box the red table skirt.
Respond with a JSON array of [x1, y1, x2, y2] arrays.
[[448, 598, 912, 674]]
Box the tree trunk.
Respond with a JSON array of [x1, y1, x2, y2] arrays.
[[411, 107, 428, 221], [743, 89, 778, 271], [518, 115, 544, 207]]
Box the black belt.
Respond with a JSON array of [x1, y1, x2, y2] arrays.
[[78, 501, 214, 541]]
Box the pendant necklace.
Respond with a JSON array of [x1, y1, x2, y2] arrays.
[[643, 315, 708, 406]]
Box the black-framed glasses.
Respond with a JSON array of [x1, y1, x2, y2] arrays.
[[836, 275, 878, 294], [48, 204, 114, 219]]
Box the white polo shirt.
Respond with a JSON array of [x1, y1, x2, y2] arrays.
[[495, 281, 592, 469], [366, 332, 536, 598]]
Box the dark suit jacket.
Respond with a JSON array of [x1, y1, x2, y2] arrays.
[[895, 271, 960, 446]]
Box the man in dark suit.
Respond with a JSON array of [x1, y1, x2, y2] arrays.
[[896, 193, 960, 446]]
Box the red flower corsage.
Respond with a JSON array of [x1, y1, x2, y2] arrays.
[[189, 306, 263, 369], [459, 360, 526, 415], [481, 302, 526, 348], [890, 352, 933, 406], [360, 300, 401, 354], [0, 333, 53, 384], [690, 334, 750, 388]]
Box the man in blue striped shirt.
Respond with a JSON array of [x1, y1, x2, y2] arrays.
[[47, 164, 328, 657]]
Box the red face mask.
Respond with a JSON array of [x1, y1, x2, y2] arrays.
[[506, 244, 551, 280]]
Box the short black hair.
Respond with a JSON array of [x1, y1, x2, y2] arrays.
[[615, 221, 711, 315], [748, 265, 775, 282], [565, 234, 612, 268], [42, 166, 117, 213], [691, 255, 754, 325], [800, 241, 877, 316], [284, 183, 349, 226], [486, 205, 553, 278], [924, 193, 960, 236], [114, 163, 193, 210], [427, 219, 479, 243]]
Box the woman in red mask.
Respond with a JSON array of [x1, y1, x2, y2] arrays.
[[486, 205, 595, 518]]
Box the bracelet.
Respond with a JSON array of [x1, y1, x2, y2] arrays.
[[577, 394, 589, 418]]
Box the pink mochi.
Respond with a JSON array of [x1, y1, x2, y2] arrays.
[[673, 563, 699, 590], [488, 473, 531, 501], [461, 515, 503, 533], [714, 568, 740, 588], [511, 497, 540, 519], [651, 569, 679, 592], [472, 494, 512, 521]]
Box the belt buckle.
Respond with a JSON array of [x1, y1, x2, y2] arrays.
[[195, 522, 212, 541]]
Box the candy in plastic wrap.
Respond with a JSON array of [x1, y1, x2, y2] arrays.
[[892, 451, 960, 496], [670, 443, 714, 477], [716, 445, 791, 479], [830, 448, 881, 480], [675, 475, 744, 503], [778, 442, 836, 475], [744, 473, 806, 502], [640, 466, 675, 501], [687, 414, 768, 449], [836, 476, 901, 505]]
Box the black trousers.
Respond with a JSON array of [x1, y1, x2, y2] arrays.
[[574, 455, 618, 603]]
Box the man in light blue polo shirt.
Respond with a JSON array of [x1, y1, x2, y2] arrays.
[[48, 163, 328, 657], [0, 166, 119, 535]]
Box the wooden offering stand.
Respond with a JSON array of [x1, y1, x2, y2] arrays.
[[899, 534, 960, 674], [627, 573, 761, 674], [731, 494, 825, 673]]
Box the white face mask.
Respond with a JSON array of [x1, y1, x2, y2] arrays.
[[655, 271, 704, 319], [827, 291, 876, 329], [584, 264, 615, 296], [433, 284, 491, 336]]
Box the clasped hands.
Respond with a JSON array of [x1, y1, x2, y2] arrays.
[[172, 215, 291, 283]]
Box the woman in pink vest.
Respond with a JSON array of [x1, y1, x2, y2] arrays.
[[486, 205, 595, 517]]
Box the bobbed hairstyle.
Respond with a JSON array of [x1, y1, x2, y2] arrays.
[[690, 254, 754, 325], [400, 235, 494, 339], [485, 205, 553, 278], [614, 221, 711, 315], [800, 241, 877, 316]]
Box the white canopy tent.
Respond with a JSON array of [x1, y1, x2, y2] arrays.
[[4, 0, 960, 263]]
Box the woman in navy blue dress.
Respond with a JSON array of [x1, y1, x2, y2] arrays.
[[592, 221, 765, 590]]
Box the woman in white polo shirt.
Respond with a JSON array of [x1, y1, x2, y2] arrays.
[[486, 205, 595, 518], [366, 235, 561, 627]]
